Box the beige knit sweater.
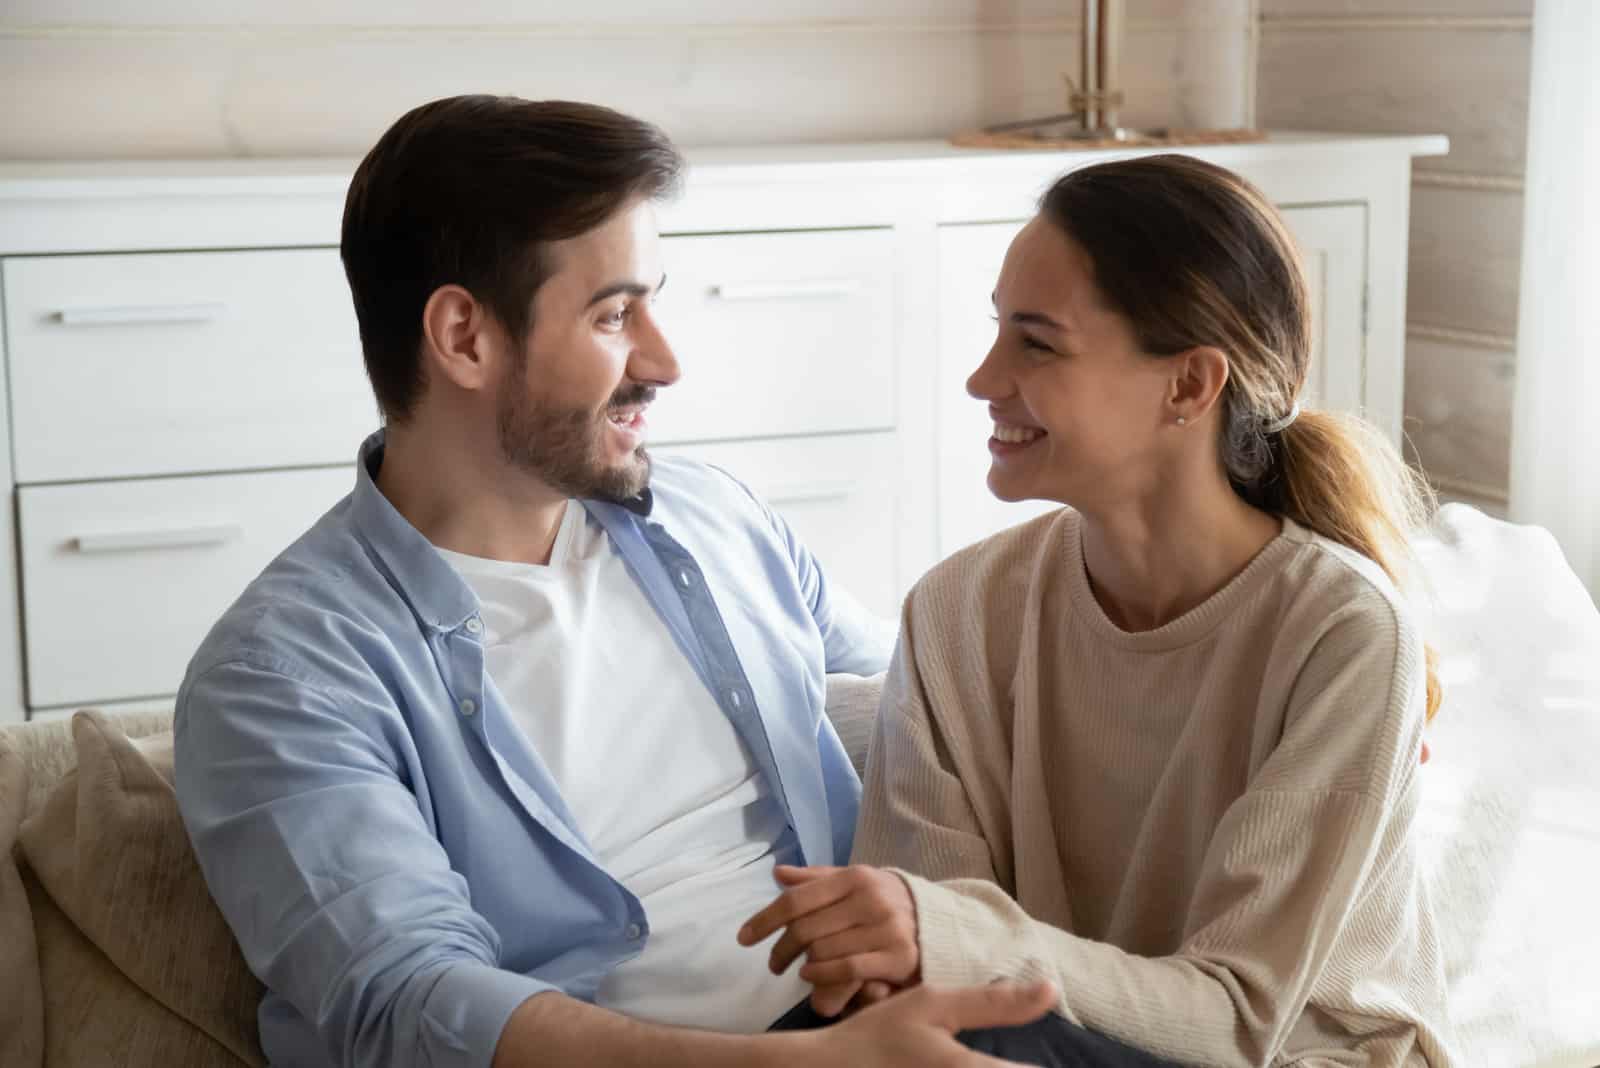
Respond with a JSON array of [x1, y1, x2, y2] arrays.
[[852, 508, 1455, 1067]]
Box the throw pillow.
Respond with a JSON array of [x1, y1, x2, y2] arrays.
[[17, 711, 265, 1066]]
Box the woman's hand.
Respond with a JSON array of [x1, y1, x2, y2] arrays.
[[739, 864, 922, 1016]]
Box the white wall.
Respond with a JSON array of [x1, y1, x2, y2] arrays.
[[0, 1, 1254, 158], [1256, 3, 1534, 513]]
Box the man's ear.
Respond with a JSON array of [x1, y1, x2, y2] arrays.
[[1166, 346, 1231, 425], [420, 284, 498, 393]]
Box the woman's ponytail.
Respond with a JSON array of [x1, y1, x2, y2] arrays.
[[1276, 410, 1443, 720]]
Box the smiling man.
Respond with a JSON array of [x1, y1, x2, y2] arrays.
[[172, 95, 1055, 1068]]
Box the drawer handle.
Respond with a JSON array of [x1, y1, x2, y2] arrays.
[[765, 480, 855, 505], [52, 303, 225, 327], [73, 522, 242, 554], [708, 280, 860, 302]]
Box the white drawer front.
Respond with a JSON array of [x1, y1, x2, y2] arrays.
[[3, 249, 374, 482], [655, 433, 901, 620], [649, 228, 895, 444], [19, 466, 353, 709]]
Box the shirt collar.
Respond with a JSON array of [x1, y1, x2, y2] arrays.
[[618, 487, 654, 517], [348, 430, 654, 631]]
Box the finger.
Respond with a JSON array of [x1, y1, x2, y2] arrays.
[[809, 980, 862, 1019], [959, 1048, 1048, 1068], [800, 924, 896, 966], [929, 980, 1058, 1034], [768, 906, 862, 973], [798, 950, 903, 988], [738, 874, 854, 946], [1420, 740, 1432, 765], [774, 864, 840, 886], [857, 980, 895, 1007]]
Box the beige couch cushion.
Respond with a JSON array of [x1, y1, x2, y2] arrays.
[[826, 671, 885, 776], [0, 730, 45, 1068], [14, 711, 264, 1067]]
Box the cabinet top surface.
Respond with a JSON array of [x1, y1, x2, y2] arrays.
[[0, 131, 1448, 199]]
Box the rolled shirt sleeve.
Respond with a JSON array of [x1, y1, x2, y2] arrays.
[[175, 656, 552, 1068]]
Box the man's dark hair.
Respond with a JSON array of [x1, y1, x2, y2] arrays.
[[340, 95, 684, 422]]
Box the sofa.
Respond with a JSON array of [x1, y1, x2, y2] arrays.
[[3, 505, 1598, 1067]]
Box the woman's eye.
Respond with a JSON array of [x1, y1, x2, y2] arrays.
[[990, 315, 1057, 356], [600, 307, 629, 327]]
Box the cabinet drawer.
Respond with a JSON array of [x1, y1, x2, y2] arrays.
[[3, 249, 374, 482], [649, 228, 895, 444], [19, 466, 353, 709], [655, 432, 900, 620]]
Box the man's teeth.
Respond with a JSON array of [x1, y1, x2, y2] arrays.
[[993, 422, 1044, 444]]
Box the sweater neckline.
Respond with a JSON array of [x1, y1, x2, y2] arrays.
[[1060, 509, 1309, 652]]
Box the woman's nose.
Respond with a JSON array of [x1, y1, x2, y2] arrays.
[[966, 341, 1010, 401]]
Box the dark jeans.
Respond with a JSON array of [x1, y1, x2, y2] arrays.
[[768, 997, 1183, 1068]]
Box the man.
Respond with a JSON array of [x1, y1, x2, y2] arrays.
[[174, 94, 1053, 1068]]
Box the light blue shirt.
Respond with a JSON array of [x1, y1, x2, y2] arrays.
[[174, 432, 894, 1068]]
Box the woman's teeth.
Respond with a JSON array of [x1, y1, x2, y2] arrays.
[[993, 422, 1044, 444]]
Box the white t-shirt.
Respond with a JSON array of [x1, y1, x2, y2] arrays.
[[434, 501, 808, 1033]]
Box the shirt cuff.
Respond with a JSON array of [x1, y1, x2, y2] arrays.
[[419, 959, 559, 1068]]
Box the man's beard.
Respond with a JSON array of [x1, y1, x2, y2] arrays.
[[496, 367, 655, 503]]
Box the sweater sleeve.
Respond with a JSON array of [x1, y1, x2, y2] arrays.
[[849, 610, 998, 882], [890, 596, 1448, 1068]]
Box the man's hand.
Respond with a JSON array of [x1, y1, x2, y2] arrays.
[[795, 980, 1058, 1068], [493, 981, 1054, 1068], [740, 864, 921, 1016]]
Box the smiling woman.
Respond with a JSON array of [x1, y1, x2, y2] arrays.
[[754, 155, 1456, 1066]]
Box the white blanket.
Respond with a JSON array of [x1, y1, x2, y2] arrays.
[[1413, 504, 1600, 1068]]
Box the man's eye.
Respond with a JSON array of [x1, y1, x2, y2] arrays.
[[601, 307, 629, 327]]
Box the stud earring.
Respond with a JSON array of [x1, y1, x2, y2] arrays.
[[1176, 417, 1187, 426]]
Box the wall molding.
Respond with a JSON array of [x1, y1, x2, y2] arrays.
[[1408, 322, 1518, 353], [1260, 15, 1531, 32], [1413, 170, 1525, 194], [0, 16, 1248, 41], [1430, 473, 1511, 505]]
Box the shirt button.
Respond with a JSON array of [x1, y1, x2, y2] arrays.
[[465, 617, 483, 635], [729, 690, 743, 709], [626, 923, 643, 940], [677, 570, 692, 588], [459, 698, 477, 717]]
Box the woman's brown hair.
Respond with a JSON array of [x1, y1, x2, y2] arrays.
[[1040, 154, 1441, 719]]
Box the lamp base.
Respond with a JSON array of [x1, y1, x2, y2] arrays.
[[950, 127, 1267, 151]]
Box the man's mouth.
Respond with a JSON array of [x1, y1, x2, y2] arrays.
[[608, 405, 648, 432]]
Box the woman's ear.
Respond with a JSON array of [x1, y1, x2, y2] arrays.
[[420, 284, 498, 393], [1167, 346, 1231, 425]]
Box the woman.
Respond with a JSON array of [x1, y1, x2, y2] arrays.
[[742, 155, 1454, 1066]]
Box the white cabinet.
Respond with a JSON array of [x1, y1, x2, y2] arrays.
[[934, 203, 1372, 555], [656, 433, 899, 618], [18, 467, 353, 708], [0, 135, 1446, 722], [650, 228, 896, 445], [1287, 203, 1367, 415], [3, 249, 371, 482]]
